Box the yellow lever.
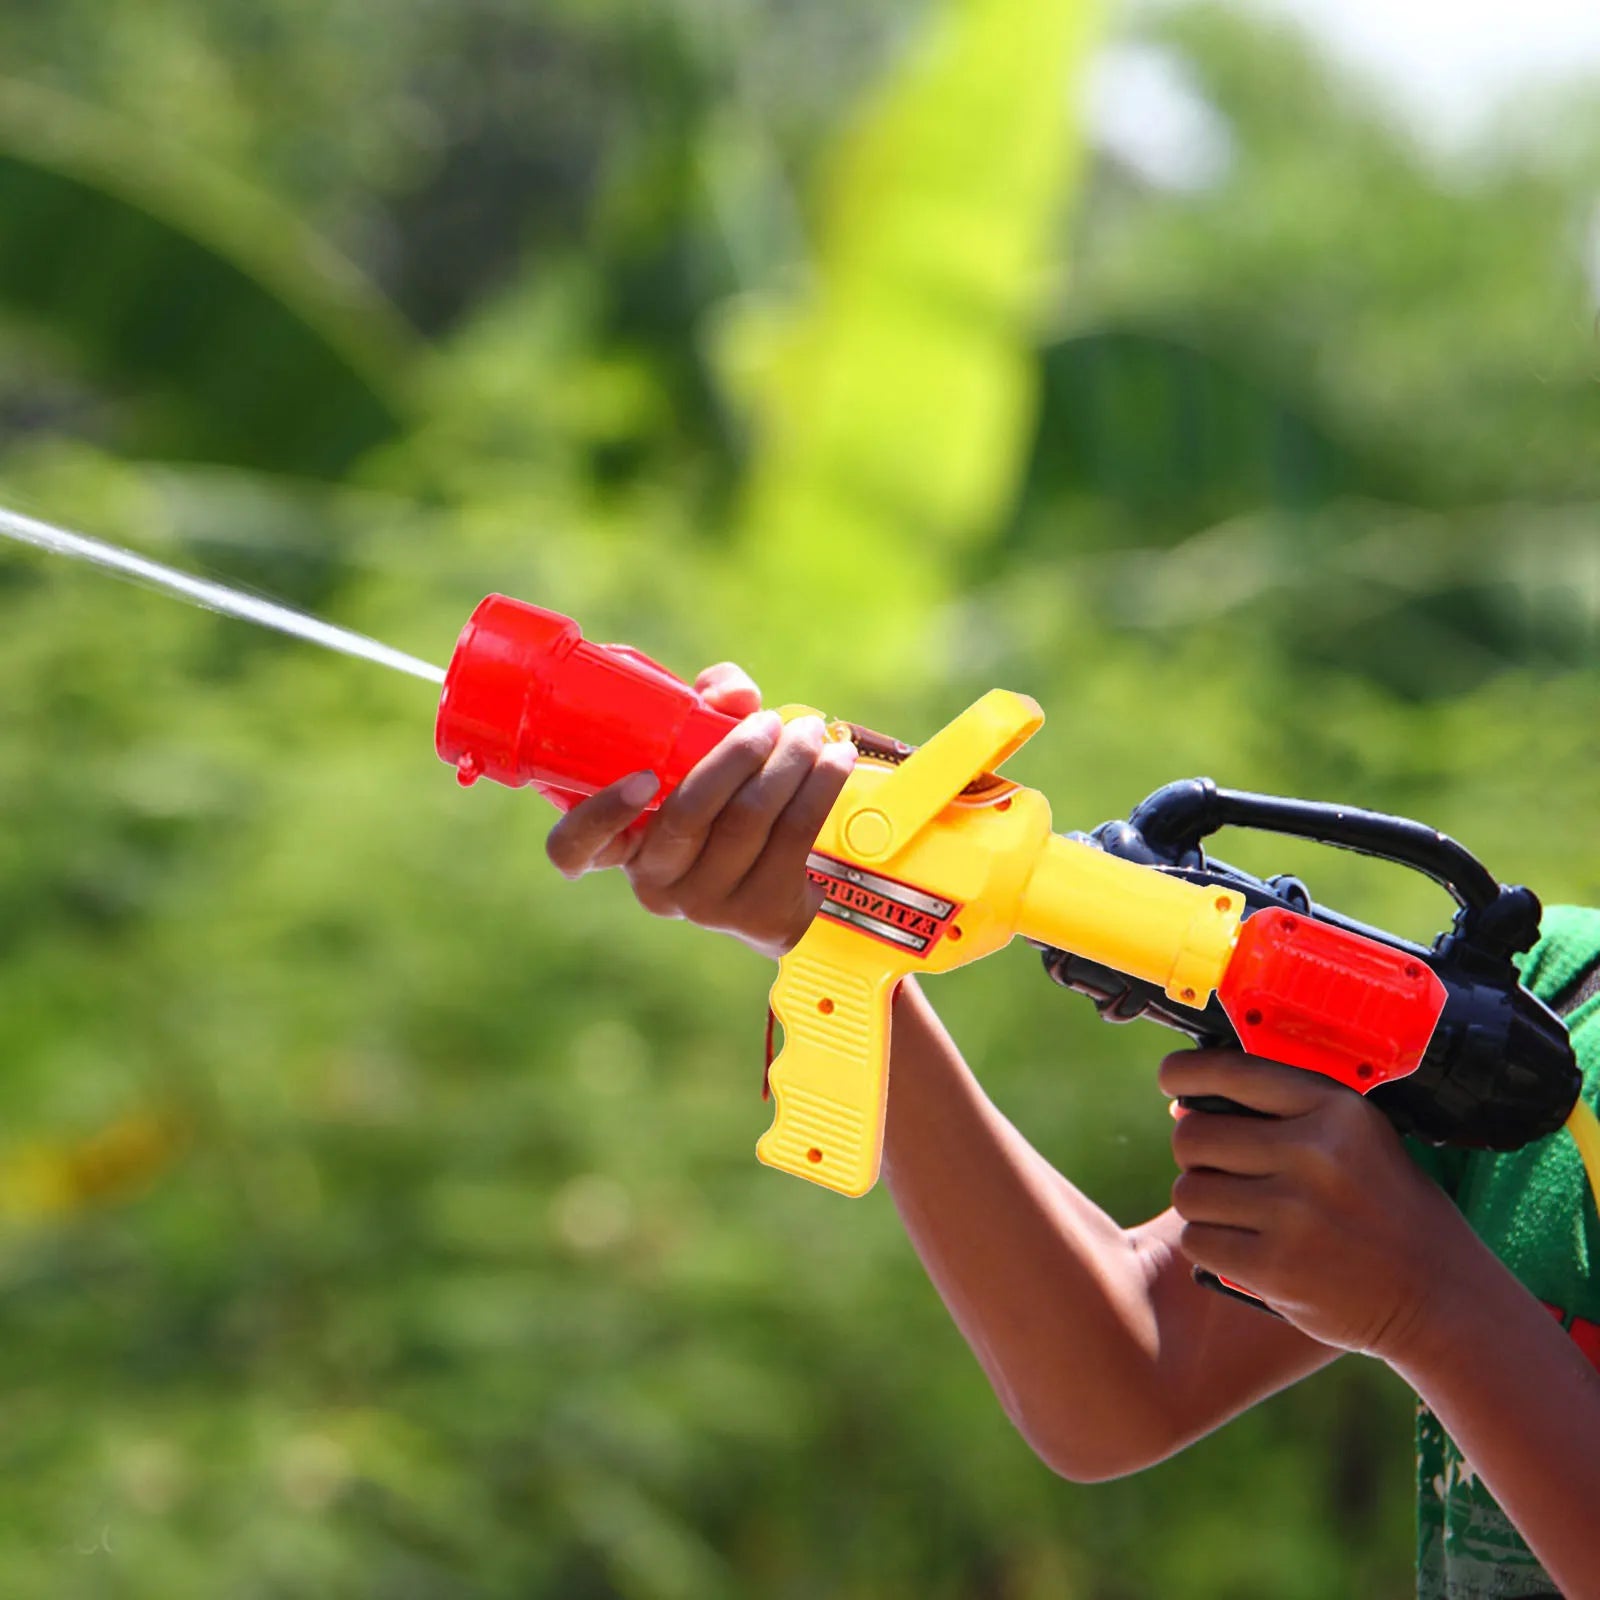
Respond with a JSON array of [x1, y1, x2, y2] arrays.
[[833, 689, 1042, 866]]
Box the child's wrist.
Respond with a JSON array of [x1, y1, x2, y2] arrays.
[[1369, 1216, 1505, 1376]]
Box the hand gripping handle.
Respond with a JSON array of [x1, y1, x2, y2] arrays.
[[758, 916, 911, 1197]]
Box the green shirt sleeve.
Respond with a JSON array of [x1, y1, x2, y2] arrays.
[[1514, 903, 1600, 1006], [1403, 1135, 1468, 1195]]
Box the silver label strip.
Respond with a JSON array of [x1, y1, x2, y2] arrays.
[[806, 853, 955, 919], [817, 900, 932, 952]]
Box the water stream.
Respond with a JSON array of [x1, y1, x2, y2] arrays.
[[0, 503, 445, 685]]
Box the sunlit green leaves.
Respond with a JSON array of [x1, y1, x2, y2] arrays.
[[723, 0, 1104, 682]]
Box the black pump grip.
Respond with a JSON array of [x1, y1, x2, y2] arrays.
[[1126, 779, 1541, 962]]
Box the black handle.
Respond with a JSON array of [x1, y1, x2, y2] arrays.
[[1128, 778, 1541, 962], [1191, 1267, 1283, 1318], [1176, 1094, 1282, 1317], [1176, 1093, 1271, 1119]]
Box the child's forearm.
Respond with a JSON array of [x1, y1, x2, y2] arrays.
[[881, 979, 1170, 1477], [1385, 1230, 1600, 1599], [879, 978, 1336, 1477]]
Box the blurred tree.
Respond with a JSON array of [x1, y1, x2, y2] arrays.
[[995, 4, 1600, 698], [0, 1, 1598, 1597]]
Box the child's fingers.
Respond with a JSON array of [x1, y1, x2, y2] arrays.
[[1170, 1108, 1293, 1178], [1157, 1049, 1335, 1119], [1170, 1167, 1275, 1229], [665, 717, 829, 911], [588, 829, 647, 872], [693, 661, 763, 717], [726, 738, 857, 915], [629, 711, 784, 888], [545, 770, 661, 879], [1175, 1220, 1267, 1287]]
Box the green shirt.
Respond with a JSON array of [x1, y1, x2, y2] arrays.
[[1408, 904, 1600, 1599]]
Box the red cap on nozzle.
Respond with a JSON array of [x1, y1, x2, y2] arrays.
[[435, 595, 738, 804]]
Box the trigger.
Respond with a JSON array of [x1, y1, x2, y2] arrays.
[[763, 1005, 778, 1100]]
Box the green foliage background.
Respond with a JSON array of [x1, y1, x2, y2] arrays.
[[1, 2, 1598, 1595]]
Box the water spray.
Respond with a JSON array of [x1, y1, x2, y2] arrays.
[[0, 503, 445, 684]]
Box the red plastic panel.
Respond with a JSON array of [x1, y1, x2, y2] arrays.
[[1569, 1316, 1600, 1374], [435, 594, 736, 799], [1218, 908, 1447, 1092]]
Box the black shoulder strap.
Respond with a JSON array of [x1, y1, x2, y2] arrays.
[[1552, 955, 1600, 1018]]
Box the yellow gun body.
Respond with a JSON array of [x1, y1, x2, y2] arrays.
[[761, 691, 1245, 1196]]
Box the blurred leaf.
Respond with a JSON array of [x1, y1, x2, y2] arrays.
[[1002, 327, 1369, 557], [0, 1110, 187, 1223], [1068, 502, 1600, 697], [723, 0, 1104, 681], [1070, 5, 1600, 506], [0, 77, 413, 478]]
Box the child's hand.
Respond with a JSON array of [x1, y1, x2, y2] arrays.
[[1158, 1049, 1477, 1361], [543, 662, 857, 962]]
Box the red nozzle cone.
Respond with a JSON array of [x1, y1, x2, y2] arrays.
[[435, 595, 738, 804]]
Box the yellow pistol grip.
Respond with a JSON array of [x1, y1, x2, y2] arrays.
[[758, 917, 910, 1197]]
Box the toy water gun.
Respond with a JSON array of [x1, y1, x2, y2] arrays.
[[434, 596, 1600, 1253]]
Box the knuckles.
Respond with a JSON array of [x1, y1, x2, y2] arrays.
[[646, 807, 703, 848], [1322, 1086, 1384, 1144], [630, 880, 684, 920], [1286, 1096, 1392, 1197], [768, 792, 828, 844], [670, 883, 715, 922], [718, 786, 776, 837], [1286, 1123, 1348, 1196], [731, 719, 786, 761], [1176, 1220, 1237, 1274]]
